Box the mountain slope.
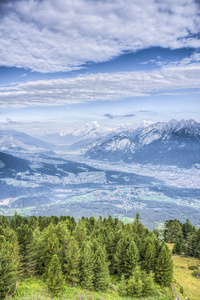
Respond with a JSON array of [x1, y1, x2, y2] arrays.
[[85, 119, 200, 168], [40, 122, 106, 146], [0, 151, 33, 177], [0, 129, 54, 153]]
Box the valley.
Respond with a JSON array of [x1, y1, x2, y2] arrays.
[[0, 151, 200, 229], [0, 119, 200, 230]]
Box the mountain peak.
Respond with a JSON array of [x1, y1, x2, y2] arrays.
[[85, 119, 200, 168]]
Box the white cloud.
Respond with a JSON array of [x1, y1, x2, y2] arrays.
[[0, 62, 200, 107], [0, 0, 200, 72]]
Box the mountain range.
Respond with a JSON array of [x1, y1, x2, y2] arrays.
[[84, 119, 200, 168], [0, 120, 200, 228], [40, 122, 113, 147], [1, 119, 200, 168], [0, 129, 54, 154], [39, 122, 134, 151]]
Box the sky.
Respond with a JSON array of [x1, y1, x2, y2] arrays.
[[0, 0, 200, 135]]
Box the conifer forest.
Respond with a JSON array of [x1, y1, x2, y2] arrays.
[[0, 213, 199, 299]]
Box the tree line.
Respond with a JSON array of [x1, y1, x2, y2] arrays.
[[163, 218, 200, 257], [0, 213, 173, 299]]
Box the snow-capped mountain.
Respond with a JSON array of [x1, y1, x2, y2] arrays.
[[40, 122, 119, 149], [0, 129, 54, 154], [85, 119, 200, 168], [40, 122, 104, 146]]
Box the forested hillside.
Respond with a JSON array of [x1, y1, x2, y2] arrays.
[[0, 213, 175, 299], [163, 218, 200, 259], [1, 214, 199, 299], [1, 213, 194, 299]]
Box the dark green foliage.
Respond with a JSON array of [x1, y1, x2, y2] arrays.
[[73, 219, 88, 247], [127, 266, 143, 298], [192, 269, 200, 278], [114, 236, 139, 278], [11, 236, 23, 279], [124, 240, 139, 277], [47, 254, 64, 297], [188, 265, 199, 270], [10, 212, 28, 230], [0, 216, 9, 228], [172, 239, 182, 254], [93, 246, 110, 292], [162, 218, 199, 259], [180, 286, 184, 295], [3, 214, 198, 297], [190, 229, 200, 258], [37, 224, 61, 275], [165, 219, 183, 242], [28, 216, 38, 231], [142, 239, 156, 272], [105, 230, 116, 275], [64, 237, 80, 284], [142, 271, 155, 297], [80, 242, 94, 290], [38, 216, 52, 231], [17, 224, 36, 277], [0, 226, 4, 236], [89, 216, 96, 227], [0, 237, 17, 299], [155, 245, 173, 286], [54, 221, 70, 267], [182, 219, 195, 239], [135, 212, 141, 223], [118, 274, 127, 296]]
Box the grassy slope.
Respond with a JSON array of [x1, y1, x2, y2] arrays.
[[7, 278, 173, 300], [167, 243, 200, 300]]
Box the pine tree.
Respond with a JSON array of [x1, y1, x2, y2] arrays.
[[37, 224, 61, 275], [143, 241, 156, 272], [118, 274, 127, 297], [127, 266, 143, 298], [80, 242, 94, 290], [47, 254, 64, 297], [93, 246, 110, 292], [10, 212, 27, 230], [124, 240, 139, 278], [64, 237, 80, 284], [155, 245, 173, 286], [142, 271, 155, 297], [0, 236, 17, 299], [172, 239, 181, 254], [0, 216, 9, 228], [115, 237, 139, 278], [11, 236, 23, 280], [182, 219, 194, 239], [73, 219, 88, 247], [114, 237, 126, 277], [17, 224, 36, 277], [0, 226, 4, 236], [191, 229, 200, 258], [165, 219, 183, 242], [54, 221, 70, 267], [135, 212, 141, 223], [105, 230, 116, 275], [28, 216, 38, 231], [4, 226, 16, 243]]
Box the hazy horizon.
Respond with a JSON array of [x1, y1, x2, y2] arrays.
[[0, 0, 200, 135]]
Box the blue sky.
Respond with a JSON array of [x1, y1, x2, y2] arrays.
[[0, 0, 200, 135]]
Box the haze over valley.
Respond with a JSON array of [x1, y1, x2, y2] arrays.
[[1, 119, 200, 229], [0, 0, 200, 230]]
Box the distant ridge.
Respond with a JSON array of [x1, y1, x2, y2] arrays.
[[85, 119, 200, 168], [0, 129, 54, 153]]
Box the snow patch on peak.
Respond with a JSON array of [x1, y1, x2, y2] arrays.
[[140, 131, 162, 146], [105, 138, 132, 152]]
